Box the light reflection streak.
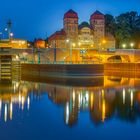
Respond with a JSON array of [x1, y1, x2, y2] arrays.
[[131, 90, 134, 107], [4, 104, 7, 122], [10, 102, 13, 120], [123, 89, 126, 105], [66, 102, 69, 125]]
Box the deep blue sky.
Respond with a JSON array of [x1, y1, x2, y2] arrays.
[[0, 0, 139, 41]]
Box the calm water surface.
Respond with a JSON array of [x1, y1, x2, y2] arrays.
[[0, 76, 140, 140]]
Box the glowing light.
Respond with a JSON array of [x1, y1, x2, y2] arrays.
[[10, 32, 14, 37], [130, 43, 134, 48], [78, 42, 81, 46], [102, 90, 105, 98], [22, 96, 25, 110], [4, 104, 8, 122], [90, 93, 94, 109], [65, 102, 69, 124], [102, 99, 106, 122], [123, 89, 126, 105], [73, 90, 75, 102], [66, 39, 70, 43], [102, 39, 107, 44], [122, 44, 126, 48], [131, 90, 133, 107], [27, 96, 30, 110], [85, 92, 89, 102], [10, 102, 13, 120], [78, 94, 81, 106], [0, 99, 2, 118], [72, 43, 76, 47]]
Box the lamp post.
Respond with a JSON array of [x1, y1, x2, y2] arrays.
[[0, 32, 2, 40], [53, 40, 56, 63], [122, 44, 126, 49], [38, 47, 40, 64], [66, 39, 72, 63], [130, 42, 135, 49], [80, 49, 87, 63], [7, 19, 12, 40]]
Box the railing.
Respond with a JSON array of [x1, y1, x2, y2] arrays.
[[21, 60, 102, 65]]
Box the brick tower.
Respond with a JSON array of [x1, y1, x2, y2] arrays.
[[90, 10, 105, 49], [63, 9, 79, 42]]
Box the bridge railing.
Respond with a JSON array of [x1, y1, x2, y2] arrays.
[[21, 60, 102, 65]]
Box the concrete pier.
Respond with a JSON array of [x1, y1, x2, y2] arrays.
[[21, 63, 104, 77]]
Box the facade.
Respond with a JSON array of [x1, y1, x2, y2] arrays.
[[48, 9, 115, 50], [34, 39, 46, 48], [78, 22, 94, 47], [0, 39, 28, 49]]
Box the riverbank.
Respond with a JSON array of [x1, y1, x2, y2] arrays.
[[104, 63, 140, 71], [21, 64, 104, 86], [21, 63, 104, 77]]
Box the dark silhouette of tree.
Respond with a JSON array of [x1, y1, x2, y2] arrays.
[[105, 11, 140, 48]]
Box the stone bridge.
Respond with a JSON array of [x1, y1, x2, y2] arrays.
[[0, 48, 140, 63]]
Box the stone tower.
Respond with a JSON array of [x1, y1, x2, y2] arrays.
[[90, 10, 105, 49], [63, 9, 79, 41]]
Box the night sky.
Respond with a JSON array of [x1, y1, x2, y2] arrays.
[[0, 0, 139, 41]]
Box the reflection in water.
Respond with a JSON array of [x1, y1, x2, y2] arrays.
[[1, 76, 140, 126], [0, 80, 31, 122]]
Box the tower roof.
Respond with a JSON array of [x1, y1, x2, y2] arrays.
[[48, 29, 66, 41], [64, 9, 78, 19], [90, 10, 104, 20], [79, 22, 91, 29]]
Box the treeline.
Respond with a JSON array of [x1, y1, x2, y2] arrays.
[[105, 11, 140, 48]]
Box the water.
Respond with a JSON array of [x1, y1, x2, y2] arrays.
[[0, 76, 140, 140]]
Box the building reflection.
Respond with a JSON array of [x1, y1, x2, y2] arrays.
[[47, 77, 140, 126], [0, 80, 31, 122], [1, 76, 140, 126]]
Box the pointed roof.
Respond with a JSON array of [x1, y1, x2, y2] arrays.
[[90, 10, 104, 20], [64, 9, 78, 19]]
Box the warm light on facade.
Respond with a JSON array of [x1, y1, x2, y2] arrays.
[[102, 39, 107, 44], [72, 43, 76, 47]]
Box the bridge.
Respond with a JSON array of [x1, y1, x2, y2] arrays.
[[0, 48, 140, 64]]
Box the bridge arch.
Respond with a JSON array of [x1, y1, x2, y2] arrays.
[[106, 55, 130, 63]]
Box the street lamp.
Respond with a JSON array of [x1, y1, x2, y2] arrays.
[[10, 32, 14, 39], [130, 42, 135, 48], [66, 39, 73, 63], [80, 49, 87, 62], [122, 44, 126, 49]]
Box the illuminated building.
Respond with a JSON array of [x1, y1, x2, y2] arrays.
[[34, 39, 46, 48], [48, 30, 66, 48], [48, 9, 115, 50], [0, 39, 28, 49], [90, 11, 105, 47], [64, 9, 79, 42], [78, 22, 94, 47]]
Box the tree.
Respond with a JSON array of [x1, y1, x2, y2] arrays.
[[105, 14, 116, 36]]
